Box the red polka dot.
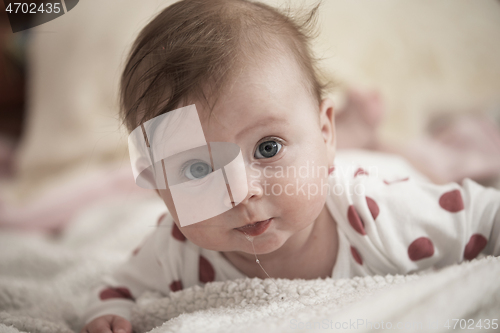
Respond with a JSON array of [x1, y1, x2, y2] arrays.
[[172, 223, 187, 242], [464, 234, 488, 261], [366, 197, 379, 220], [99, 287, 134, 301], [354, 168, 369, 177], [170, 280, 183, 292], [157, 213, 167, 226], [350, 246, 363, 265], [347, 205, 366, 235], [199, 255, 215, 283], [383, 177, 409, 185], [408, 237, 434, 261], [132, 247, 140, 256], [439, 189, 464, 213]]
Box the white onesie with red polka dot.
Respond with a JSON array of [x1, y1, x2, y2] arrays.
[[81, 151, 500, 324], [328, 151, 500, 279]]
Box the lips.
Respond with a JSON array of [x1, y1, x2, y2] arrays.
[[235, 218, 272, 237]]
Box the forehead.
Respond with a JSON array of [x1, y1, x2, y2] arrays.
[[196, 53, 318, 142]]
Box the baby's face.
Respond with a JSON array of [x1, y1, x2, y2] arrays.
[[158, 53, 335, 255]]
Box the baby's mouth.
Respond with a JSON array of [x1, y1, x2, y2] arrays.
[[234, 218, 273, 236]]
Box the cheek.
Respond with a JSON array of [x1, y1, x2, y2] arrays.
[[281, 177, 327, 210], [270, 171, 328, 228], [158, 189, 180, 223], [179, 222, 230, 251], [158, 188, 231, 250], [271, 143, 330, 223], [178, 226, 206, 244]]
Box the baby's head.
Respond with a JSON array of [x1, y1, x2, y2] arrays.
[[121, 0, 336, 255]]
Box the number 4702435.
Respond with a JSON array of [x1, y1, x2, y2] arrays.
[[5, 2, 61, 14], [444, 319, 498, 330]]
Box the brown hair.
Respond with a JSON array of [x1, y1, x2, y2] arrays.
[[120, 0, 329, 132]]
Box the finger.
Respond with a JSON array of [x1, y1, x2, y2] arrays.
[[88, 319, 113, 333], [110, 315, 132, 333]]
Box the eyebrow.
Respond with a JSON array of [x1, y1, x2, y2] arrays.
[[235, 115, 287, 140]]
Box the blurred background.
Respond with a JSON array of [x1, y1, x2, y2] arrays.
[[0, 0, 500, 232]]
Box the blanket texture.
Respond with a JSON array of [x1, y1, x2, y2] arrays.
[[131, 256, 500, 333], [0, 197, 499, 333]]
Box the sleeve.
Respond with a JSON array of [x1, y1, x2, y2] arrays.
[[462, 178, 500, 257], [334, 173, 500, 276], [81, 214, 173, 324]]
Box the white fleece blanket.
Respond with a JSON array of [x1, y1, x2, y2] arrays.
[[0, 196, 499, 333]]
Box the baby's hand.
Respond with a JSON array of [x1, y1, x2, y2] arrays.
[[80, 315, 132, 333]]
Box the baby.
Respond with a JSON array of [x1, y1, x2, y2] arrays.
[[81, 1, 500, 332]]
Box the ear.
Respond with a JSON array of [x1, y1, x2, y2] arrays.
[[319, 97, 336, 165]]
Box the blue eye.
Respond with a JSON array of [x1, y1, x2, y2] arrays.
[[254, 140, 282, 159], [184, 161, 212, 180]]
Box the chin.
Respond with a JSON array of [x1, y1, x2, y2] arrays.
[[251, 233, 286, 255]]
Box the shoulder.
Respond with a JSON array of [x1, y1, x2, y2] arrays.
[[151, 212, 204, 291], [153, 212, 194, 257], [155, 212, 187, 242], [333, 149, 430, 183], [327, 150, 482, 275], [156, 213, 246, 286]]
